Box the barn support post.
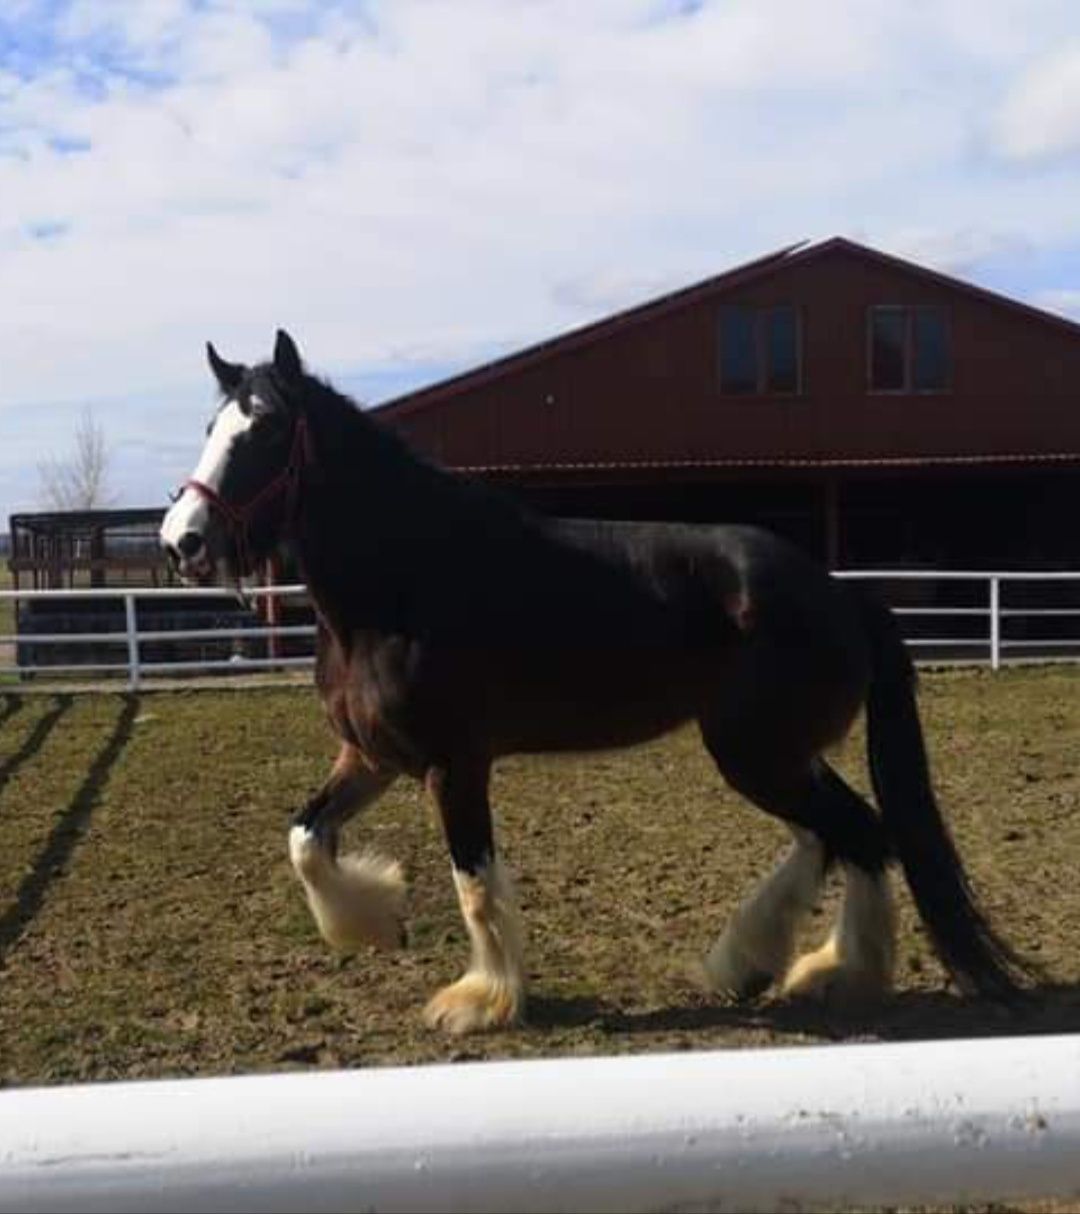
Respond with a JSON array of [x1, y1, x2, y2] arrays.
[[824, 476, 841, 568], [89, 526, 105, 589], [264, 557, 282, 662], [124, 594, 141, 691]]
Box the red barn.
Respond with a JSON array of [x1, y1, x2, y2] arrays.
[[375, 237, 1080, 570]]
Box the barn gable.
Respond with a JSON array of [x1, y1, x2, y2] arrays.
[[375, 236, 1080, 477]]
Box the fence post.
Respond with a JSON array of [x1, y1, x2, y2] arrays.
[[265, 557, 281, 662], [989, 576, 1001, 671], [124, 594, 141, 691]]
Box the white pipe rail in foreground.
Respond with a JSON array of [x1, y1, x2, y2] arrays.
[[1, 1034, 1078, 1213]]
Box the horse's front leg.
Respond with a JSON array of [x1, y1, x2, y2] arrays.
[[423, 758, 525, 1035], [288, 743, 404, 951]]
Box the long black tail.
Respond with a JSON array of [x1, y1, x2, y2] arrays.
[[857, 592, 1036, 1001]]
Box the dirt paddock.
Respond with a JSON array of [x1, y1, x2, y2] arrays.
[[3, 668, 1080, 1211], [0, 665, 1078, 1092], [0, 670, 1072, 1209]]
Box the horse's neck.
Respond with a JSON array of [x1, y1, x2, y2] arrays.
[[292, 406, 491, 635]]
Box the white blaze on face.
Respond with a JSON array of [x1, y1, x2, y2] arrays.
[[160, 399, 254, 550]]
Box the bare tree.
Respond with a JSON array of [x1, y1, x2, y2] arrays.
[[38, 408, 116, 511]]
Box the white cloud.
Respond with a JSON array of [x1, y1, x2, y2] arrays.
[[994, 43, 1080, 162], [57, 0, 190, 53], [879, 228, 1036, 278], [1034, 288, 1080, 321], [3, 0, 1080, 518]]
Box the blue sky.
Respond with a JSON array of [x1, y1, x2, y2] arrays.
[[3, 0, 1080, 522]]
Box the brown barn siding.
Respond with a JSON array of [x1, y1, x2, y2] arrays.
[[376, 239, 1080, 568], [384, 241, 1080, 470]]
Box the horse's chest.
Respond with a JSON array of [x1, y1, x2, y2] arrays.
[[329, 641, 446, 772]]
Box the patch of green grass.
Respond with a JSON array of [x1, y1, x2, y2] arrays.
[[0, 670, 1079, 1088]]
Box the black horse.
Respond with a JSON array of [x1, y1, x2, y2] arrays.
[[161, 330, 1032, 1034]]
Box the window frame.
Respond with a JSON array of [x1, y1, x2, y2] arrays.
[[717, 303, 804, 398], [866, 303, 951, 395]]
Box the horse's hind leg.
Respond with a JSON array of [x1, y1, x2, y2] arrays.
[[780, 764, 895, 1002], [702, 731, 893, 1004], [288, 742, 405, 951], [423, 758, 524, 1035], [703, 817, 827, 1000]]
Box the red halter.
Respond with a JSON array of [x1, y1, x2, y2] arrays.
[[183, 414, 313, 578]]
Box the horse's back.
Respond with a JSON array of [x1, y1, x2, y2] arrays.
[[544, 516, 864, 654], [542, 516, 871, 751]]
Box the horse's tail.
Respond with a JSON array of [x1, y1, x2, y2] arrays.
[[857, 591, 1035, 1001]]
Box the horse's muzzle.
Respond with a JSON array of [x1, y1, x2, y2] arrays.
[[162, 531, 214, 584]]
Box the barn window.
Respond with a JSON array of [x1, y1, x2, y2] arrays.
[[869, 305, 950, 392], [718, 306, 757, 393], [766, 305, 799, 392], [718, 304, 801, 395], [913, 306, 950, 390]]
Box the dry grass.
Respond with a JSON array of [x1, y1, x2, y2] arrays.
[[0, 667, 1079, 1092]]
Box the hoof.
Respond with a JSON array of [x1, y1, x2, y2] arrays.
[[702, 935, 782, 1003], [423, 973, 522, 1035], [288, 827, 407, 953], [705, 966, 773, 1004], [782, 939, 890, 1005]]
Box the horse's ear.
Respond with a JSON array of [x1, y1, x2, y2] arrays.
[[273, 329, 303, 383], [206, 342, 244, 394]]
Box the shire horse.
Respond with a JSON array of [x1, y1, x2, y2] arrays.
[[161, 330, 1032, 1034]]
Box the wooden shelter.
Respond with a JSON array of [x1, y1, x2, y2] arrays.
[[6, 508, 261, 673], [8, 508, 171, 592]]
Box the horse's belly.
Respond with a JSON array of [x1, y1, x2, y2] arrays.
[[485, 648, 702, 754]]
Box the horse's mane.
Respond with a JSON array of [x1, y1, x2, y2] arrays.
[[285, 363, 536, 544]]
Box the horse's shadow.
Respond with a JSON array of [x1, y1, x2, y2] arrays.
[[527, 981, 1080, 1044]]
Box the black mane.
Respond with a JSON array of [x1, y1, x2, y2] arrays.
[[291, 363, 533, 534]]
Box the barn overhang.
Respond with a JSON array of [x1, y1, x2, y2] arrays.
[[447, 450, 1080, 489]]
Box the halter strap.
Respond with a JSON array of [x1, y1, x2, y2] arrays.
[[183, 414, 313, 577]]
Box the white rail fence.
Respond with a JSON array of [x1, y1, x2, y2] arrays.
[[835, 569, 1080, 671], [1, 1033, 1079, 1212], [0, 583, 314, 689], [3, 571, 1080, 688]]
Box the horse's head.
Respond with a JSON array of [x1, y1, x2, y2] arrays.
[[161, 329, 311, 584]]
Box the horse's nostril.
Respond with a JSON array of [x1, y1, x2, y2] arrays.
[[176, 531, 204, 559]]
